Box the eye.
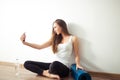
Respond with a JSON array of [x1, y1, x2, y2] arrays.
[[54, 26, 57, 30]]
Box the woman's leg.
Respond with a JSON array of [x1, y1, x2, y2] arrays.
[[49, 61, 70, 78], [24, 60, 50, 75], [24, 60, 60, 79]]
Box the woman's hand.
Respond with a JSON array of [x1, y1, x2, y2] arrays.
[[20, 33, 26, 43], [76, 64, 84, 70]]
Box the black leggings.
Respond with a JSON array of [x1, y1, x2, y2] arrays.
[[24, 60, 70, 78]]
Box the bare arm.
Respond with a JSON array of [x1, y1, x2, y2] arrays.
[[72, 36, 83, 70], [20, 33, 52, 49]]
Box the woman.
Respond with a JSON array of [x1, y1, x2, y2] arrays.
[[20, 19, 83, 79]]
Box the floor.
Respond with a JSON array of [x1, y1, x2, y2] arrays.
[[0, 65, 116, 80]]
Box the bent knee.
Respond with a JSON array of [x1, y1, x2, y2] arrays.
[[51, 61, 61, 66], [24, 60, 32, 68], [49, 61, 61, 71]]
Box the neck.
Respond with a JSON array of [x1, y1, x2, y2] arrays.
[[61, 33, 69, 39]]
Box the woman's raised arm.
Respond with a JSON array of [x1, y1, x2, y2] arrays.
[[20, 33, 52, 49]]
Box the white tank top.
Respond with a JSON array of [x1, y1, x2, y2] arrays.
[[54, 36, 75, 68]]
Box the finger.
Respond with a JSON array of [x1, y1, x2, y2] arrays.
[[76, 67, 78, 70], [76, 67, 79, 70], [77, 67, 84, 70]]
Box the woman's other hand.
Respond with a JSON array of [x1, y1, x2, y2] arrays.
[[76, 64, 84, 70]]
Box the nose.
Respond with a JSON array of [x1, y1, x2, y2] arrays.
[[54, 29, 58, 34]]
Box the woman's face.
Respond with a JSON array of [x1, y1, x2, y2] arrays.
[[53, 23, 62, 35]]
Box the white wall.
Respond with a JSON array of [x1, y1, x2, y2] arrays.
[[0, 0, 120, 74]]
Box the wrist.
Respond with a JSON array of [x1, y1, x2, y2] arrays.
[[22, 40, 26, 44], [76, 63, 81, 66], [23, 39, 25, 42], [76, 64, 80, 66]]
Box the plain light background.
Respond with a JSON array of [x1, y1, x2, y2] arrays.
[[0, 0, 120, 74]]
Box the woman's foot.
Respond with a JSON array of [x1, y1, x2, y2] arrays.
[[42, 70, 60, 79]]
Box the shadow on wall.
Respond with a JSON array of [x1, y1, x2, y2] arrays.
[[68, 23, 102, 72]]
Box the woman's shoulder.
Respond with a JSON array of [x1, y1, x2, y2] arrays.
[[70, 35, 79, 42], [70, 35, 78, 39]]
